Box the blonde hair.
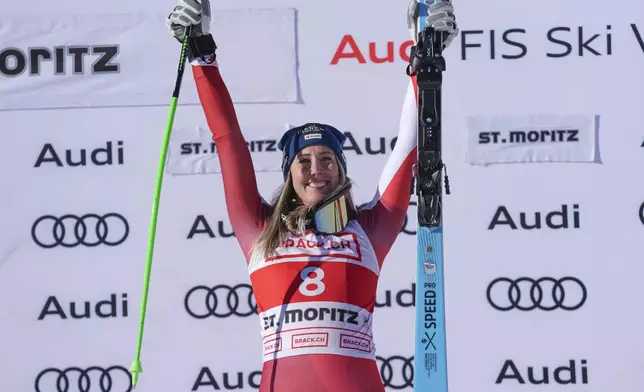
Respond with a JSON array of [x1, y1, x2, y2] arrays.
[[251, 164, 350, 259]]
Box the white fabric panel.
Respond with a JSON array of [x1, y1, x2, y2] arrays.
[[0, 9, 299, 110]]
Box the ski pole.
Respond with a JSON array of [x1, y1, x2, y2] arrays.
[[129, 25, 192, 389]]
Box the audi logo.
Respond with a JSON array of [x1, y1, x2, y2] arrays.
[[35, 366, 131, 392], [375, 355, 413, 389], [31, 214, 129, 248], [639, 201, 644, 225], [487, 277, 587, 311], [185, 284, 257, 318]]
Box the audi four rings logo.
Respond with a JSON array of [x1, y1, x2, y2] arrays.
[[639, 201, 644, 225], [184, 284, 257, 318], [35, 366, 131, 392], [487, 277, 587, 311], [377, 356, 414, 390], [31, 214, 129, 248]]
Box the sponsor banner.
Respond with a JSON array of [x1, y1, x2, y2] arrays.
[[247, 222, 379, 275], [188, 355, 416, 391], [33, 140, 125, 170], [186, 215, 236, 240], [263, 337, 282, 355], [184, 283, 256, 319], [466, 114, 600, 165], [34, 366, 133, 392], [181, 281, 419, 323], [30, 212, 130, 249], [266, 231, 362, 262], [495, 359, 589, 386], [191, 367, 263, 391], [0, 9, 299, 111], [259, 301, 375, 360], [487, 204, 581, 231], [259, 301, 371, 335], [486, 277, 587, 312], [339, 334, 370, 352], [291, 332, 329, 348], [166, 124, 404, 175], [329, 23, 644, 66], [37, 292, 129, 321], [2, 1, 644, 392], [377, 355, 415, 390], [166, 125, 287, 175]]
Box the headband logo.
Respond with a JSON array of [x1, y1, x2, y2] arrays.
[[304, 133, 323, 140], [300, 124, 324, 134]]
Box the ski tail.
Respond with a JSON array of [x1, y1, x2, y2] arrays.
[[412, 1, 450, 391], [415, 227, 448, 391]]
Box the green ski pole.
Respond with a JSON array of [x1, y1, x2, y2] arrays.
[[129, 25, 192, 389]]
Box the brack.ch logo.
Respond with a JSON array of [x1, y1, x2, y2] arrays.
[[487, 277, 587, 311], [31, 214, 129, 248], [35, 366, 131, 392]]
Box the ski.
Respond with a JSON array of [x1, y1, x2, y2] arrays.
[[408, 1, 450, 391]]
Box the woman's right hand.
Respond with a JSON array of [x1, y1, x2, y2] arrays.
[[166, 0, 212, 42]]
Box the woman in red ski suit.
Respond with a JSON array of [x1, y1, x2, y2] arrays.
[[167, 0, 458, 390]]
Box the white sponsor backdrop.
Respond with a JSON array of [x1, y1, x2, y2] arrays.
[[1, 0, 643, 391]]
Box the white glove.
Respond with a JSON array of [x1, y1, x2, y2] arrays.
[[166, 0, 212, 42], [407, 0, 459, 49]]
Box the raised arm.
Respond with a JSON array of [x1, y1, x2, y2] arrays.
[[192, 59, 271, 258], [358, 77, 418, 267]]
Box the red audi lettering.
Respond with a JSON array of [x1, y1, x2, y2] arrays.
[[369, 42, 394, 63], [400, 40, 414, 62], [331, 35, 415, 65], [330, 35, 367, 64]]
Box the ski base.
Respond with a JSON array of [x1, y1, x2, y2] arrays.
[[414, 226, 448, 391]]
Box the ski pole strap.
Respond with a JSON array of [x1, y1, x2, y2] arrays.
[[188, 33, 218, 64]]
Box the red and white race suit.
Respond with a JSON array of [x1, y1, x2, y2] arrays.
[[193, 59, 418, 392]]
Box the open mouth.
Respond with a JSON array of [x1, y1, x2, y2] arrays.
[[307, 181, 329, 190]]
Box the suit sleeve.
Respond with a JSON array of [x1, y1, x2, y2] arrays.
[[358, 77, 418, 267], [192, 61, 271, 259]]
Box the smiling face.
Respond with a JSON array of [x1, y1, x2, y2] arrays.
[[289, 145, 342, 207]]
